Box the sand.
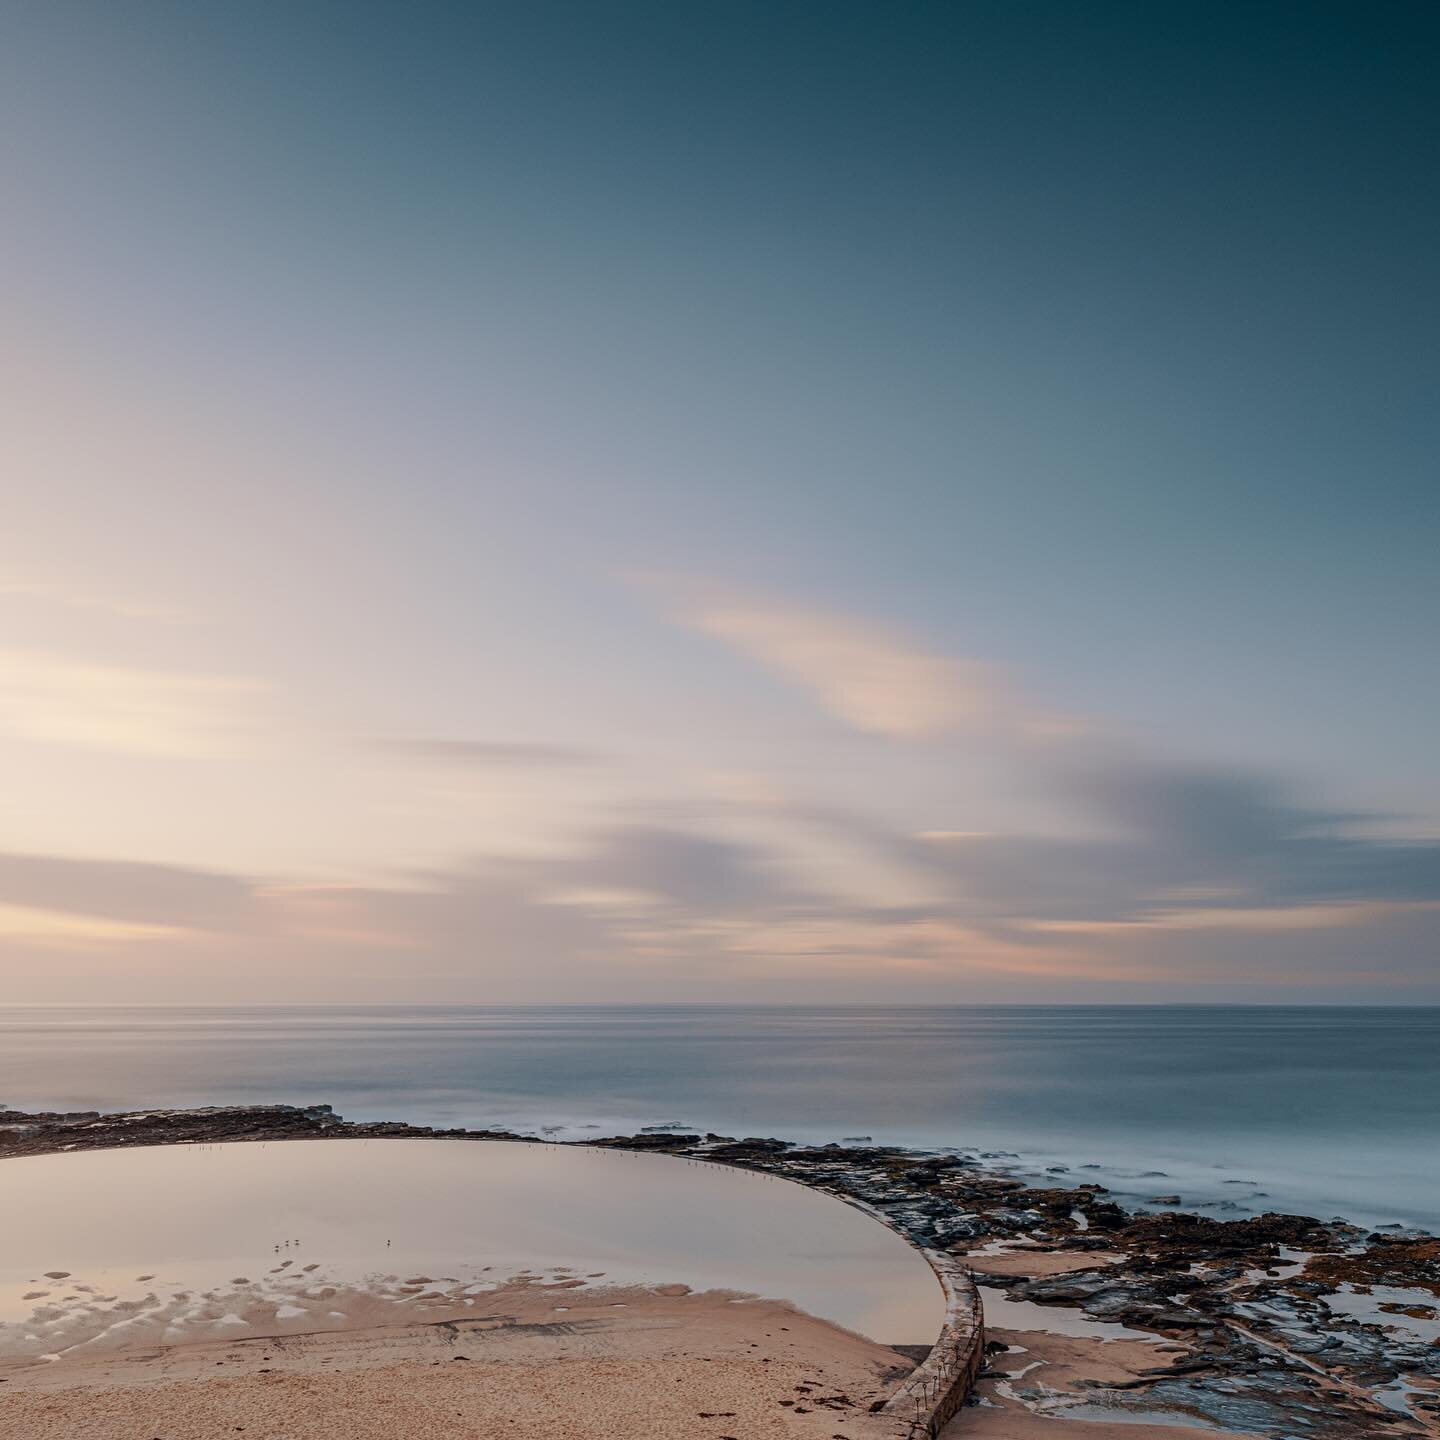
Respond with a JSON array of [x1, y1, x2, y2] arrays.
[[964, 1247, 1125, 1278], [957, 1325, 1262, 1440], [0, 1281, 910, 1440]]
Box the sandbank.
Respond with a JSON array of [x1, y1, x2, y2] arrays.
[[0, 1281, 909, 1439]]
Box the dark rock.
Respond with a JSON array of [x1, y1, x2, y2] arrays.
[[590, 1133, 702, 1150]]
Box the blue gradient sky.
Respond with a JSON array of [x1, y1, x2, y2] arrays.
[[2, 2, 1437, 1001]]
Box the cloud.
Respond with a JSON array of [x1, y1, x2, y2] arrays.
[[1067, 762, 1352, 859], [910, 759, 1440, 927], [548, 827, 799, 913], [265, 872, 616, 972], [0, 833, 791, 987], [0, 848, 622, 1000], [1065, 760, 1440, 910], [2, 782, 1438, 1001], [373, 738, 601, 767], [0, 903, 190, 948], [0, 649, 264, 756], [670, 592, 1085, 741], [1078, 898, 1440, 995], [0, 852, 260, 929], [662, 586, 1440, 937], [0, 576, 194, 624], [685, 599, 1000, 738], [1, 578, 1433, 999]]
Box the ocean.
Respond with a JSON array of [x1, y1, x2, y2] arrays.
[[3, 1004, 1436, 1232]]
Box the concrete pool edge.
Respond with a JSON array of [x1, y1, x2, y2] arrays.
[[652, 1148, 987, 1435], [562, 1145, 987, 1433], [876, 1251, 984, 1438]]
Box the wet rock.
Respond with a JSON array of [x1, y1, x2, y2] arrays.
[[700, 1137, 793, 1161], [1118, 1209, 1332, 1256], [0, 1105, 527, 1160], [1080, 1200, 1129, 1230], [1306, 1237, 1440, 1296], [591, 1132, 702, 1149], [1010, 1271, 1122, 1304]]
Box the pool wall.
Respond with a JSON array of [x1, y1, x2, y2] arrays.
[[682, 1154, 988, 1437], [876, 1250, 984, 1439]]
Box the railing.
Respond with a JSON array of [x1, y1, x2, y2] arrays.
[[878, 1252, 985, 1439]]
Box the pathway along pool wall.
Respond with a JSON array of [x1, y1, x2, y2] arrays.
[[877, 1250, 984, 1439]]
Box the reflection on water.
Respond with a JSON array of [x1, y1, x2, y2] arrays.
[[976, 1283, 1161, 1343], [0, 1139, 943, 1361], [1323, 1282, 1440, 1341]]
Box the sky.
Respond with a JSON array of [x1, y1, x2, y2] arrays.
[[2, 0, 1438, 1003]]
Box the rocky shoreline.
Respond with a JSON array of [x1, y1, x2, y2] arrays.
[[3, 1103, 1437, 1437]]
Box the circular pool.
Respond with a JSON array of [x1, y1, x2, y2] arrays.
[[0, 1139, 943, 1362]]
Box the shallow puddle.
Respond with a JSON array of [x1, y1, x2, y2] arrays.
[[1051, 1399, 1222, 1428], [976, 1282, 1158, 1342], [1322, 1282, 1440, 1341]]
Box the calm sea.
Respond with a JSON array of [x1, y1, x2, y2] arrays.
[[2, 1005, 1436, 1231]]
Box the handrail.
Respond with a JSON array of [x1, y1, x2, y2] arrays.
[[877, 1251, 984, 1438]]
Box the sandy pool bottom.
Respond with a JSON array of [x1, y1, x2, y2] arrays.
[[0, 1280, 912, 1440]]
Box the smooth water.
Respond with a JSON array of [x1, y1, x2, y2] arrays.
[[0, 1139, 943, 1359], [2, 1005, 1437, 1230]]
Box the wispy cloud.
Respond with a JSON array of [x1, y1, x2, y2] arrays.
[[0, 902, 190, 949], [2, 794, 1438, 1000], [665, 587, 1440, 930], [0, 649, 264, 756], [0, 852, 261, 929], [373, 738, 602, 767], [1, 587, 1437, 998], [546, 826, 797, 913], [904, 760, 1440, 929], [670, 590, 1079, 742], [0, 576, 194, 625]]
